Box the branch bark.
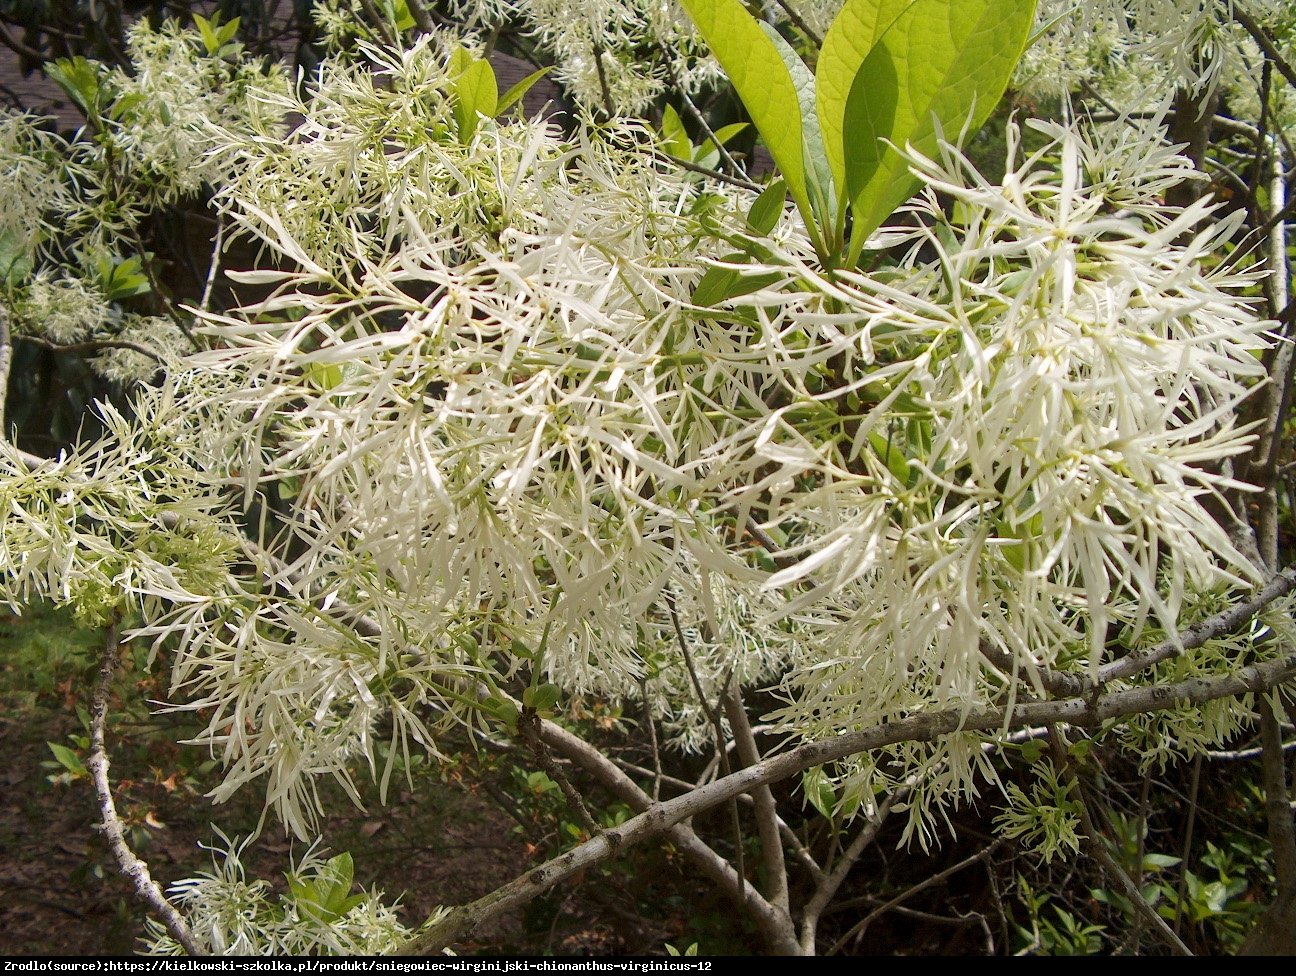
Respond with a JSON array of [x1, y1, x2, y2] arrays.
[[723, 677, 789, 914], [396, 649, 1296, 955], [86, 619, 201, 956]]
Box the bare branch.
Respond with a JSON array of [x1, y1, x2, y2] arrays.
[[1095, 567, 1296, 686], [723, 677, 789, 913], [15, 333, 165, 364], [86, 619, 201, 956], [1260, 696, 1296, 892], [1230, 4, 1296, 94], [799, 789, 904, 954], [825, 841, 1003, 955], [396, 649, 1296, 955]]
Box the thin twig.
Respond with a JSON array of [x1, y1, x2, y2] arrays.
[[519, 708, 603, 837], [768, 0, 823, 47], [1095, 567, 1296, 686], [1260, 696, 1296, 893], [590, 39, 615, 119], [666, 597, 746, 899], [1230, 4, 1296, 94], [651, 148, 764, 192], [15, 333, 165, 364], [661, 57, 746, 179], [1052, 727, 1192, 957], [199, 214, 224, 314], [0, 306, 11, 436], [826, 842, 1003, 955], [799, 789, 904, 954], [86, 618, 202, 955]]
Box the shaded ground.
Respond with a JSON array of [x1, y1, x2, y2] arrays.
[[0, 606, 539, 955]]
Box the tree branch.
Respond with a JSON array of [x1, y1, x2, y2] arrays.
[[395, 650, 1296, 955], [825, 841, 1003, 955], [86, 618, 201, 956], [1260, 695, 1296, 893], [723, 676, 789, 913], [799, 788, 904, 954], [1230, 3, 1296, 94]]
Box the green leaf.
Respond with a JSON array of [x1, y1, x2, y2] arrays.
[[0, 226, 35, 288], [101, 256, 151, 302], [840, 0, 1038, 262], [868, 430, 910, 483], [46, 57, 103, 117], [453, 58, 498, 142], [709, 122, 749, 147], [676, 0, 811, 227], [483, 696, 520, 730], [660, 104, 692, 160], [802, 766, 837, 819], [497, 66, 552, 116], [746, 179, 788, 235], [523, 683, 562, 712], [816, 0, 918, 206], [304, 361, 344, 391], [386, 0, 417, 32], [1017, 738, 1045, 764], [447, 45, 473, 79], [47, 742, 87, 777], [758, 22, 835, 236], [192, 14, 220, 55], [693, 256, 783, 307]]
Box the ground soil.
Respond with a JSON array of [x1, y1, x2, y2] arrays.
[[0, 700, 539, 954]]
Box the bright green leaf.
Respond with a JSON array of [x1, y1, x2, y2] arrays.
[[758, 22, 835, 236], [193, 14, 220, 55], [746, 179, 788, 235], [676, 0, 811, 226], [523, 683, 562, 712], [709, 122, 749, 147], [842, 0, 1038, 262], [815, 0, 918, 203], [660, 104, 692, 160], [693, 256, 782, 307], [47, 742, 87, 777], [497, 66, 552, 116], [453, 58, 498, 142], [46, 57, 103, 117]]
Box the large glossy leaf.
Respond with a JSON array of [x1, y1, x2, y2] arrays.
[[842, 0, 1037, 260], [677, 0, 810, 220], [815, 0, 918, 213]]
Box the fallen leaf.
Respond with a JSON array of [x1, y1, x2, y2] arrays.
[[360, 821, 384, 838]]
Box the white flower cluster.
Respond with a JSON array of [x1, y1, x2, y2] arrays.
[[15, 272, 108, 343], [105, 19, 290, 202], [0, 112, 73, 271], [0, 10, 1277, 846], [144, 837, 413, 955], [1019, 0, 1294, 107], [768, 119, 1266, 734]]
